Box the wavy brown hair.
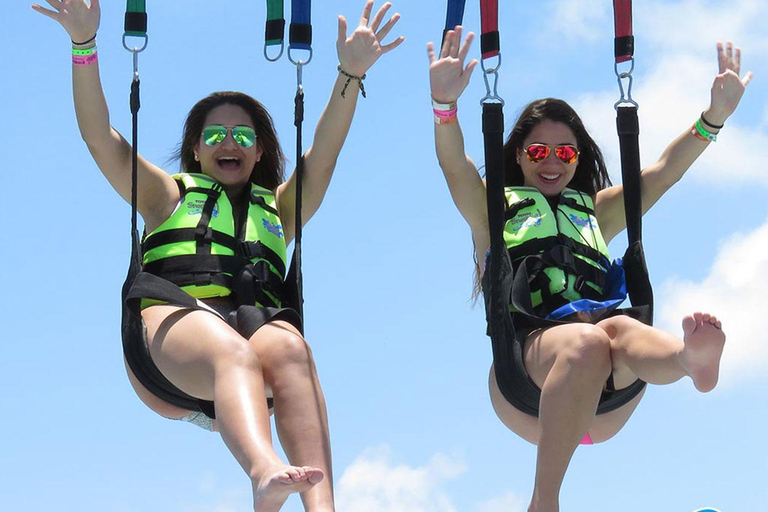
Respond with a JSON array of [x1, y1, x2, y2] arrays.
[[173, 91, 286, 191]]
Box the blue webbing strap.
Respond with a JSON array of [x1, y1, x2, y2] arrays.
[[443, 0, 466, 45], [289, 0, 312, 63]]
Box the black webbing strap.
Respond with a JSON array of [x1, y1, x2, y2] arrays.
[[283, 80, 305, 325], [120, 61, 214, 417], [482, 102, 541, 414], [617, 107, 654, 319]]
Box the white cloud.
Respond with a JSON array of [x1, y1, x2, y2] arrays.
[[336, 446, 527, 512], [656, 217, 768, 386], [336, 446, 466, 512], [549, 0, 611, 43], [640, 0, 768, 54], [472, 491, 527, 512]]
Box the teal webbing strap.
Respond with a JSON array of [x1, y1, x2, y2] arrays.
[[265, 0, 285, 61], [124, 0, 147, 38]]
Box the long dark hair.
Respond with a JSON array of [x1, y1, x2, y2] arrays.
[[173, 91, 286, 191], [503, 98, 611, 195]]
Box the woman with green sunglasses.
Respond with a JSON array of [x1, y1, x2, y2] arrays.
[[32, 1, 403, 511]]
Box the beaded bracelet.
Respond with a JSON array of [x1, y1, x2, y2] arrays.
[[338, 65, 367, 99]]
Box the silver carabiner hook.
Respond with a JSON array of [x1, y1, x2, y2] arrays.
[[480, 54, 505, 106], [614, 58, 639, 109], [122, 34, 148, 79]]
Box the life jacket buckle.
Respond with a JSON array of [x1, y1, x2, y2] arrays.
[[239, 241, 264, 260]]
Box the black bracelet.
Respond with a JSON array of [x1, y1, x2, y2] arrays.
[[337, 65, 367, 99], [72, 33, 97, 46], [700, 111, 724, 130]]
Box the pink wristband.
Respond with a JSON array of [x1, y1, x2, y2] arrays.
[[434, 107, 458, 118], [73, 51, 98, 67]]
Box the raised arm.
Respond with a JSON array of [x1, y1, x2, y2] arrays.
[[428, 28, 488, 253], [595, 41, 753, 243], [32, 0, 178, 230], [277, 0, 404, 243]]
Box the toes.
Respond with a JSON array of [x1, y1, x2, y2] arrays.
[[682, 315, 697, 336]]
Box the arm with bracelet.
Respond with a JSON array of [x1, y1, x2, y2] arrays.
[[32, 0, 179, 232], [427, 27, 488, 262], [277, 0, 405, 242], [595, 41, 753, 244]]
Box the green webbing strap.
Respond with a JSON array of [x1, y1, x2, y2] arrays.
[[124, 0, 147, 37], [265, 0, 286, 61]]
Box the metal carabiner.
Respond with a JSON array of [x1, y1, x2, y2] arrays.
[[288, 46, 313, 67], [614, 57, 639, 109], [295, 58, 305, 92], [122, 34, 148, 79], [480, 54, 505, 106]]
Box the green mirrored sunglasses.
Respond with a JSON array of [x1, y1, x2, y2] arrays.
[[202, 125, 257, 148]]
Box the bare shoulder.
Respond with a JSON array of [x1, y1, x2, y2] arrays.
[[593, 184, 625, 244]]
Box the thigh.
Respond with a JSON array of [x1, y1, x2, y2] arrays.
[[491, 322, 647, 445], [141, 304, 253, 400]]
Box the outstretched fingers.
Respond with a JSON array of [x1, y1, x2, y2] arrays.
[[374, 11, 400, 42], [457, 30, 474, 63], [359, 0, 374, 27], [369, 1, 391, 33], [31, 2, 60, 20]]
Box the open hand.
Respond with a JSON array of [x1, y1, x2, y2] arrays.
[[427, 26, 478, 104], [32, 0, 100, 43], [337, 1, 404, 77], [706, 41, 753, 125]]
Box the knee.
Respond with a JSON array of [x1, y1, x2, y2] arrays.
[[561, 324, 613, 372], [263, 330, 314, 371], [217, 335, 264, 374]]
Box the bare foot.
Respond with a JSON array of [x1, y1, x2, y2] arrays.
[[252, 465, 324, 512], [679, 312, 725, 392]]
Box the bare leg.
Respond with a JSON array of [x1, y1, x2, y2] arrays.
[[600, 312, 726, 392], [524, 324, 613, 512], [252, 321, 334, 512], [141, 306, 322, 512]]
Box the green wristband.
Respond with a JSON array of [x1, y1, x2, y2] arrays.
[[695, 118, 717, 142], [72, 46, 97, 56]]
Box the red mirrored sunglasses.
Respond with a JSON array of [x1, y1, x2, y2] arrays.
[[524, 143, 579, 164]]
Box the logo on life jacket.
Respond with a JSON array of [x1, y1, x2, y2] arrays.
[[568, 213, 596, 229], [262, 218, 284, 238], [186, 199, 219, 218], [509, 209, 544, 231]]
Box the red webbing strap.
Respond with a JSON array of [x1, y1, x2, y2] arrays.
[[480, 0, 499, 59], [613, 0, 634, 63]]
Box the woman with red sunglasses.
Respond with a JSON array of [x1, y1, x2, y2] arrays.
[[33, 1, 403, 511], [428, 27, 751, 512]]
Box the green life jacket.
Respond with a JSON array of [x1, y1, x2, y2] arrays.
[[503, 187, 611, 315], [141, 173, 288, 307]]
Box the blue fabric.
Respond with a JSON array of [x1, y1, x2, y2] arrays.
[[546, 258, 628, 321], [445, 0, 467, 31], [289, 0, 311, 50]]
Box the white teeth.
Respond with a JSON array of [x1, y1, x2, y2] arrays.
[[541, 174, 559, 180]]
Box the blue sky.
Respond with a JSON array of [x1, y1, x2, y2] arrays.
[[4, 1, 767, 511]]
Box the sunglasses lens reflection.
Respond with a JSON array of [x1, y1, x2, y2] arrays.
[[203, 125, 227, 146], [556, 145, 578, 164], [232, 127, 256, 148], [526, 144, 550, 162]]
